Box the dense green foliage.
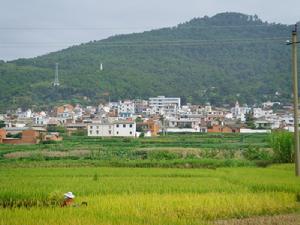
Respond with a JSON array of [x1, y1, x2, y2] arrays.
[[0, 12, 297, 111], [270, 131, 294, 163], [0, 133, 272, 168]]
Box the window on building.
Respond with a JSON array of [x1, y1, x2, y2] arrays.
[[123, 124, 126, 128], [90, 126, 93, 129], [89, 131, 92, 134], [129, 124, 133, 128], [116, 131, 119, 135], [109, 131, 111, 134], [96, 130, 99, 134], [116, 124, 119, 128], [130, 131, 132, 135]]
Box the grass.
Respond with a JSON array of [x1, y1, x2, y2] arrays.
[[1, 193, 296, 225], [215, 213, 300, 225], [0, 164, 299, 224]]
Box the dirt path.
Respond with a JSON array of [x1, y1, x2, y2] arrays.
[[215, 214, 300, 225]]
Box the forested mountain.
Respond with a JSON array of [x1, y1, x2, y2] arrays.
[[0, 12, 298, 111]]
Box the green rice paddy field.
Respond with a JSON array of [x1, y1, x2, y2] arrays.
[[0, 164, 300, 225], [0, 133, 299, 224]]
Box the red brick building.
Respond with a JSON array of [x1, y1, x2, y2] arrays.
[[0, 128, 64, 144], [207, 125, 241, 133]]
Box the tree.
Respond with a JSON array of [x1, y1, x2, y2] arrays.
[[245, 111, 255, 129], [269, 131, 294, 163]]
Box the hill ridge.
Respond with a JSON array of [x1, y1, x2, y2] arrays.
[[0, 12, 296, 111]]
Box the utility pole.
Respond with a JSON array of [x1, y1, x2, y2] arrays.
[[288, 24, 300, 176]]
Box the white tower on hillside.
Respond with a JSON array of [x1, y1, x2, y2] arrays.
[[53, 63, 60, 87]]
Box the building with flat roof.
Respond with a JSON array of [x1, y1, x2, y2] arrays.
[[149, 96, 181, 114], [87, 121, 136, 137]]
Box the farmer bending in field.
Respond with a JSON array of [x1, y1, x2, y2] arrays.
[[61, 192, 88, 207], [62, 192, 75, 207]]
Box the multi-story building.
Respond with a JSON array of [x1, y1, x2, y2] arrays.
[[33, 112, 49, 125], [253, 108, 274, 119], [118, 100, 135, 118], [134, 99, 148, 114], [87, 121, 136, 137], [136, 119, 160, 136], [149, 96, 181, 115]]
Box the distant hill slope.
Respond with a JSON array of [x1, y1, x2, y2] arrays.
[[0, 12, 297, 111]]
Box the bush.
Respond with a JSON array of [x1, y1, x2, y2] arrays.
[[254, 160, 272, 168], [243, 146, 272, 161], [132, 150, 148, 160], [6, 132, 22, 139], [47, 126, 66, 134], [41, 140, 57, 145], [269, 131, 294, 163], [0, 120, 5, 128], [148, 151, 179, 160], [72, 130, 86, 136]]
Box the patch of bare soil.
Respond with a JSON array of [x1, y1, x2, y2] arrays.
[[215, 214, 300, 225]]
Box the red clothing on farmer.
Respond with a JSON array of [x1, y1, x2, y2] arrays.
[[62, 192, 75, 207]]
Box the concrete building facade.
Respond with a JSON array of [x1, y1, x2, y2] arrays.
[[88, 122, 136, 137], [149, 96, 181, 114]]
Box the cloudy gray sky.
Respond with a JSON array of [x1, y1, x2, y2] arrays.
[[1, 0, 299, 61]]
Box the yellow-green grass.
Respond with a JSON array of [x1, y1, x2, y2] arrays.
[[0, 164, 299, 224], [0, 193, 296, 225]]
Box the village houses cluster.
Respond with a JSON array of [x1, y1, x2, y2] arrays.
[[0, 96, 296, 144]]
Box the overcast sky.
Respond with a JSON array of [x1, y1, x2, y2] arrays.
[[1, 0, 300, 61]]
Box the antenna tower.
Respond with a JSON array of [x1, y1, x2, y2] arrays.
[[53, 63, 60, 86]]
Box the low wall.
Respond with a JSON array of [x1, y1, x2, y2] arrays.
[[240, 129, 271, 134]]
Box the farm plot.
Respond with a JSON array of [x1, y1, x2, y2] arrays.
[[0, 164, 299, 225]]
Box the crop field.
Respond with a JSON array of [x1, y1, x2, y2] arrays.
[[0, 133, 298, 224], [0, 164, 300, 225], [0, 133, 272, 168]]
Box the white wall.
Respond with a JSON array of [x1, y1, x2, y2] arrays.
[[113, 123, 136, 137], [240, 128, 271, 134], [88, 123, 136, 137]]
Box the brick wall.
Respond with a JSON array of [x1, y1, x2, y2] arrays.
[[21, 130, 39, 144], [0, 129, 6, 143]]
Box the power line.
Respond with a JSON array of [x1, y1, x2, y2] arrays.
[[0, 37, 290, 48], [0, 24, 291, 31], [0, 37, 288, 44], [0, 27, 156, 31]]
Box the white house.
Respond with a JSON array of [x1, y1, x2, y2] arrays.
[[33, 112, 49, 125], [262, 101, 280, 109], [231, 101, 250, 122], [73, 105, 83, 119], [253, 108, 274, 119], [88, 121, 136, 137], [16, 109, 32, 119], [168, 118, 200, 129], [118, 100, 135, 118]]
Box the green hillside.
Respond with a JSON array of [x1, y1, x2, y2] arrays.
[[0, 12, 297, 111]]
